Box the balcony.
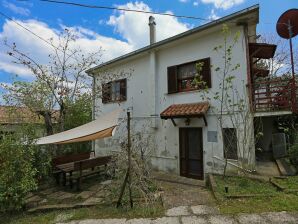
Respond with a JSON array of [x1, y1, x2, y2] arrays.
[[248, 42, 297, 115], [253, 77, 297, 113]]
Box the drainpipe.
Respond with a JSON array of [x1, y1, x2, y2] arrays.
[[149, 16, 158, 128], [92, 75, 96, 154]]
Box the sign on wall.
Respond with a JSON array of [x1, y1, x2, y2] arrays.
[[207, 131, 218, 142]]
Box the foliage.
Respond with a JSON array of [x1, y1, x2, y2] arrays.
[[1, 28, 101, 138], [273, 176, 298, 190], [0, 135, 37, 212], [288, 142, 298, 170], [59, 93, 93, 155], [1, 203, 164, 224], [214, 175, 277, 196], [214, 175, 298, 214], [106, 118, 160, 208], [218, 193, 298, 214]]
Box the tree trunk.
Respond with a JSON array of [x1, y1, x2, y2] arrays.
[[38, 111, 57, 156], [59, 101, 65, 132]]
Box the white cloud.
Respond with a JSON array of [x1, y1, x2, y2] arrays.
[[2, 0, 30, 16], [107, 1, 191, 49], [179, 0, 189, 2], [0, 1, 192, 79], [208, 9, 220, 20], [0, 19, 133, 78], [193, 1, 199, 6], [201, 0, 245, 10]]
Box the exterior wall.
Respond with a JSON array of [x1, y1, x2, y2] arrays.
[[93, 23, 256, 178]]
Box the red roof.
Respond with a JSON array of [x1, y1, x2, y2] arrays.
[[160, 102, 210, 119]]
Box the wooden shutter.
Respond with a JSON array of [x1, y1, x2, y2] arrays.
[[120, 79, 127, 101], [200, 58, 211, 88], [167, 66, 178, 94], [102, 83, 111, 104]]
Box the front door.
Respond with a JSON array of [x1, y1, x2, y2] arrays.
[[179, 128, 204, 180]]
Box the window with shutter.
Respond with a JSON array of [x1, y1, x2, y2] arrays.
[[167, 57, 211, 94], [120, 79, 127, 101], [102, 79, 127, 104], [167, 66, 178, 94]]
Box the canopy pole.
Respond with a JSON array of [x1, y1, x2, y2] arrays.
[[117, 111, 133, 208]]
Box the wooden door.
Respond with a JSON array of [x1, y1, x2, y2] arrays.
[[179, 128, 204, 180]]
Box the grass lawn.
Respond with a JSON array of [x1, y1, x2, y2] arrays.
[[213, 175, 298, 214], [273, 176, 298, 190], [0, 203, 164, 224], [214, 175, 277, 196]]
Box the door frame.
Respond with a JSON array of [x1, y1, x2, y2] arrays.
[[179, 127, 204, 180]]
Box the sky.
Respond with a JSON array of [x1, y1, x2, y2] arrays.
[[0, 0, 297, 87]]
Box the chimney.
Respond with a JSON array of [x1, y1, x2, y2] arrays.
[[148, 16, 156, 45]]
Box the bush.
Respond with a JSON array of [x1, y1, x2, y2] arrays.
[[0, 136, 37, 212], [289, 142, 298, 170]]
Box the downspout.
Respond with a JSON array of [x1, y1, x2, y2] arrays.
[[92, 74, 96, 154], [149, 16, 158, 128], [243, 23, 253, 113]]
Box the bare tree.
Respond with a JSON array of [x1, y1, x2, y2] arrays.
[[2, 29, 102, 135]]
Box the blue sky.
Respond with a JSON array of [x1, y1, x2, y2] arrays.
[[0, 0, 297, 86]]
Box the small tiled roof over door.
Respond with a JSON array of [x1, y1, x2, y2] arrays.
[[160, 102, 210, 119]]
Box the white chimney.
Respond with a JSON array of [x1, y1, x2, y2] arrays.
[[148, 16, 156, 45]]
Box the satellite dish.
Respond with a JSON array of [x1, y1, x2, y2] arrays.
[[276, 9, 298, 39]]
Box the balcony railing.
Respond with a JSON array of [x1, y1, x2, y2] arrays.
[[253, 77, 297, 113]]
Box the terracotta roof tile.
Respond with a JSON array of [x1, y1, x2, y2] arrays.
[[0, 106, 59, 124], [160, 102, 210, 118]]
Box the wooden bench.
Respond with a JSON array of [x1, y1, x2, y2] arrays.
[[69, 156, 112, 191], [52, 151, 94, 184]]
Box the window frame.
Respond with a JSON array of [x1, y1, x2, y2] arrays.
[[102, 78, 127, 104], [167, 57, 211, 94]]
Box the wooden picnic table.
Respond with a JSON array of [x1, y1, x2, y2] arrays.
[[55, 156, 112, 190], [56, 162, 75, 186]]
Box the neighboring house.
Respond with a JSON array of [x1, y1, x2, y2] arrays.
[[0, 106, 56, 138], [87, 5, 294, 180]]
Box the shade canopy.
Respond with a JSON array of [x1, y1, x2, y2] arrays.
[[35, 109, 121, 145]]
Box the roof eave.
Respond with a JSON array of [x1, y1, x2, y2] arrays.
[[86, 4, 259, 75]]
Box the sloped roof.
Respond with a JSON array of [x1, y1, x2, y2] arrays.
[[0, 106, 58, 125], [87, 4, 259, 74], [160, 102, 210, 119]]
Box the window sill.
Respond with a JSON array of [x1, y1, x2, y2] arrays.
[[166, 89, 205, 95], [102, 100, 127, 105]]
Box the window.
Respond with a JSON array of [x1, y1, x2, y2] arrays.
[[222, 128, 238, 160], [167, 57, 211, 94], [102, 79, 127, 103]]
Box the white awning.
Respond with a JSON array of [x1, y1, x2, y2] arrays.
[[35, 109, 121, 145]]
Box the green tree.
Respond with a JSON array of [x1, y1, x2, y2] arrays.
[[0, 133, 37, 211]]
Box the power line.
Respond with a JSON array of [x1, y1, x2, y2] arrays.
[[37, 0, 210, 21], [0, 11, 64, 54]]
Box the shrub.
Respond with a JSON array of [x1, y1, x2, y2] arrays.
[[0, 136, 37, 212], [289, 142, 298, 170]]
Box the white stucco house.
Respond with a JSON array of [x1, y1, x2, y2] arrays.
[[86, 4, 295, 180]]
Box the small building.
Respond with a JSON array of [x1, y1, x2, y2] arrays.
[[87, 5, 294, 179], [0, 106, 57, 138]]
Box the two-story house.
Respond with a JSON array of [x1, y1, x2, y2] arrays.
[[87, 5, 294, 179]]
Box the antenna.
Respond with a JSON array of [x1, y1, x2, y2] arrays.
[[276, 9, 298, 111]]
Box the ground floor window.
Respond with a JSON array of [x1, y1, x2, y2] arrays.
[[222, 128, 238, 160]]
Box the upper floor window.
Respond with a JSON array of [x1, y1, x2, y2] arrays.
[[167, 58, 211, 94], [102, 79, 127, 104]]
